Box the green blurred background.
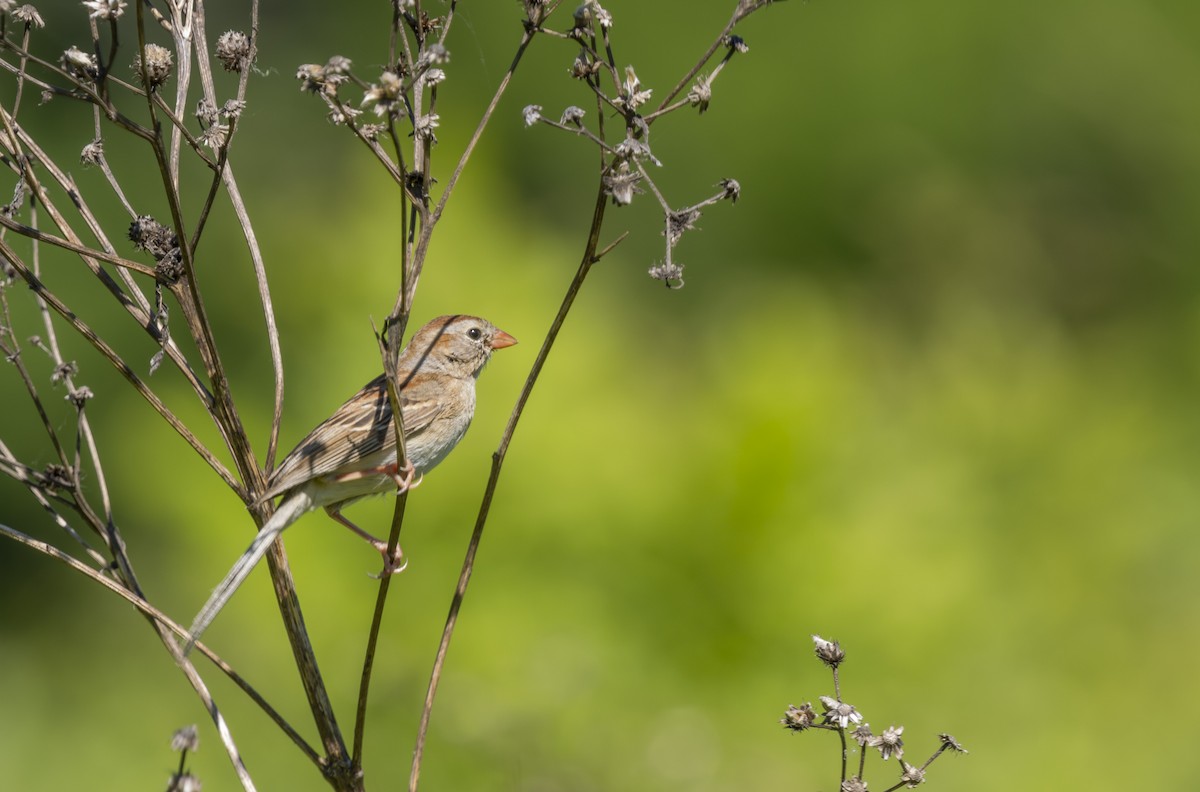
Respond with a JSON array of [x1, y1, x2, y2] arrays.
[[2, 0, 1198, 789]]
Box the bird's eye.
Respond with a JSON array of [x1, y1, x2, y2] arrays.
[[467, 327, 483, 341]]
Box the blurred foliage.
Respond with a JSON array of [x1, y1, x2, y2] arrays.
[[2, 0, 1199, 790]]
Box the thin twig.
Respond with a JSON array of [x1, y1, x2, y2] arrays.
[[409, 182, 610, 792]]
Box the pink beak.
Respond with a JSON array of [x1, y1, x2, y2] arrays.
[[491, 330, 518, 350]]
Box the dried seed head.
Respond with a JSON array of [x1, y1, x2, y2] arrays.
[[418, 43, 450, 68], [719, 177, 741, 203], [361, 71, 404, 118], [938, 733, 968, 754], [421, 68, 446, 86], [687, 76, 712, 113], [198, 123, 230, 150], [868, 725, 905, 760], [61, 46, 98, 81], [325, 55, 352, 75], [725, 34, 749, 54], [812, 634, 845, 667], [51, 360, 78, 384], [667, 209, 701, 246], [83, 0, 126, 19], [413, 113, 440, 143], [194, 98, 219, 126], [559, 106, 586, 126], [522, 105, 542, 127], [129, 215, 180, 273], [647, 260, 684, 289], [603, 162, 641, 206], [134, 43, 173, 90], [852, 723, 874, 746], [80, 139, 103, 166], [570, 50, 600, 80], [573, 0, 612, 31], [40, 464, 73, 493], [66, 386, 94, 407], [215, 30, 252, 72], [819, 696, 863, 729], [614, 65, 652, 111], [899, 760, 926, 788], [327, 106, 361, 126], [171, 725, 200, 753], [12, 5, 44, 27], [841, 777, 868, 792], [780, 703, 816, 732], [220, 100, 246, 120], [166, 773, 203, 792]]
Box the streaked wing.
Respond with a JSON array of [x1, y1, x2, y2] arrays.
[[263, 374, 445, 500]]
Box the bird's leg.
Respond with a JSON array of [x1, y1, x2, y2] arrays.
[[323, 507, 408, 577], [332, 458, 422, 494]]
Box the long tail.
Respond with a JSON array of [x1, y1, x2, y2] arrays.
[[183, 490, 314, 655]]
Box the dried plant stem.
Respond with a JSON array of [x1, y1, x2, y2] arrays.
[[408, 184, 611, 792], [0, 520, 327, 785]]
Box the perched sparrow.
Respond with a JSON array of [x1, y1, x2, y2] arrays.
[[184, 315, 516, 652]]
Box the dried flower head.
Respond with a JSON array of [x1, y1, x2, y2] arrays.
[[421, 68, 446, 87], [841, 777, 868, 792], [166, 773, 202, 792], [603, 162, 641, 206], [361, 71, 404, 118], [570, 50, 601, 80], [899, 760, 926, 788], [938, 733, 968, 754], [61, 47, 98, 81], [647, 260, 684, 289], [215, 30, 252, 72], [573, 0, 612, 31], [726, 34, 750, 54], [327, 105, 361, 126], [297, 62, 348, 97], [194, 98, 219, 126], [869, 725, 905, 760], [12, 5, 44, 27], [780, 703, 817, 732], [40, 464, 73, 493], [614, 65, 652, 112], [852, 723, 874, 746], [719, 177, 741, 203], [687, 76, 713, 113], [413, 113, 440, 143], [522, 105, 543, 127], [79, 139, 103, 166], [559, 106, 586, 126], [134, 43, 173, 90], [129, 215, 180, 267], [220, 100, 246, 120], [83, 0, 125, 19], [360, 123, 386, 142], [819, 696, 863, 729], [66, 386, 94, 407], [667, 209, 701, 246], [417, 43, 450, 69], [199, 123, 230, 150], [51, 360, 78, 384], [813, 635, 845, 667], [171, 725, 200, 753]]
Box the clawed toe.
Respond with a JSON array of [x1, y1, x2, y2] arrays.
[[390, 459, 422, 494], [369, 546, 408, 579]]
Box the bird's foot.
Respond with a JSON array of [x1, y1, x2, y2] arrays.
[[369, 543, 408, 579]]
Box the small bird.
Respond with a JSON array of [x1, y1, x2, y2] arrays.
[[184, 315, 517, 652]]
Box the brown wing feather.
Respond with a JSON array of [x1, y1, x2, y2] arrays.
[[262, 374, 446, 501]]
